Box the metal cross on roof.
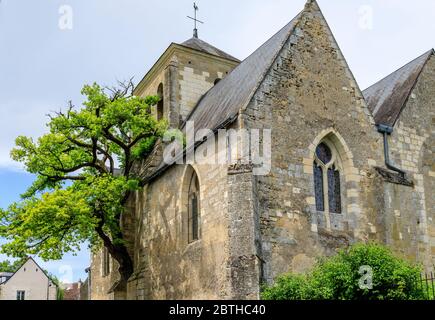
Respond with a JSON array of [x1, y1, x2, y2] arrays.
[[187, 2, 204, 38]]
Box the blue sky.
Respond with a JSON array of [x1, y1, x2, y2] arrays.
[[0, 0, 434, 282]]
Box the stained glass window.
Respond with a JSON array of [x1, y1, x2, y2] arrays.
[[313, 161, 324, 211], [314, 141, 342, 215], [328, 165, 342, 213], [316, 143, 332, 165]]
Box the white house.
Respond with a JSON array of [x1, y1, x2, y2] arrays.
[[0, 257, 57, 300]]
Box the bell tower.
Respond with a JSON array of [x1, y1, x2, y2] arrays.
[[134, 6, 239, 129]]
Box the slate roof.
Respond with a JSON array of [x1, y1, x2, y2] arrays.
[[180, 37, 240, 62], [363, 49, 434, 126], [183, 12, 302, 134]]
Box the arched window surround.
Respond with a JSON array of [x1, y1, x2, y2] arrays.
[[306, 128, 358, 232], [180, 165, 202, 245], [313, 140, 342, 215]]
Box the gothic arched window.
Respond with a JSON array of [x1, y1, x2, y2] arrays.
[[188, 170, 200, 243], [313, 142, 342, 214], [157, 83, 164, 121]]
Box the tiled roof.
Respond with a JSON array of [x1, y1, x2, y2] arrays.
[[363, 49, 434, 126], [183, 12, 302, 134], [180, 37, 240, 62]]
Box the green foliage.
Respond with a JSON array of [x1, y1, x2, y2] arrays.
[[0, 257, 27, 273], [0, 81, 166, 263], [262, 243, 427, 300]]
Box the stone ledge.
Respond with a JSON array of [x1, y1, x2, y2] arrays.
[[228, 162, 253, 175], [374, 166, 414, 187], [317, 227, 352, 245]]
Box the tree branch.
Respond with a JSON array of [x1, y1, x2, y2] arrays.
[[39, 172, 86, 182]]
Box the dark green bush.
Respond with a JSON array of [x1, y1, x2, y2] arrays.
[[262, 243, 427, 300]]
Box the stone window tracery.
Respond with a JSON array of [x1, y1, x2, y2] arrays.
[[313, 142, 342, 214]]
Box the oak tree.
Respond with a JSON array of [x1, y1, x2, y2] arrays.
[[0, 81, 166, 286]]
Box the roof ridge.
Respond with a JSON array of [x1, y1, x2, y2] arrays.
[[363, 49, 434, 126], [363, 49, 433, 93], [179, 37, 240, 62], [183, 10, 304, 129], [239, 11, 304, 113]]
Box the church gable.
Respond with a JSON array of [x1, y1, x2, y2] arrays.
[[241, 0, 385, 281], [244, 0, 381, 166]]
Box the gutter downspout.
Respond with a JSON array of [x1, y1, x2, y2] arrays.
[[377, 124, 406, 178]]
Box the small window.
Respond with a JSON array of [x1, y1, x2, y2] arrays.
[[157, 83, 164, 121], [188, 171, 201, 243], [17, 291, 25, 300]]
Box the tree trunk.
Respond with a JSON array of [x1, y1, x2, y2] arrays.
[[111, 243, 134, 283], [95, 225, 134, 286]]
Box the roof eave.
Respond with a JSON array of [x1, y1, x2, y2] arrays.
[[367, 49, 434, 127]]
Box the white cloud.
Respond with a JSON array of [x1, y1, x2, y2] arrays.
[[0, 101, 52, 170]]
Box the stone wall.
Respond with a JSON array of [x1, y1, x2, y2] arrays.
[[381, 55, 435, 270], [89, 1, 434, 300], [91, 46, 238, 300], [89, 250, 116, 300], [176, 51, 236, 121], [127, 160, 231, 299], [241, 2, 385, 283]]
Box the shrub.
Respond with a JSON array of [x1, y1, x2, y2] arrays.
[[261, 243, 427, 300]]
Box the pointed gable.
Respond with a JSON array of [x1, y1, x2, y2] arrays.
[[363, 49, 434, 126], [0, 257, 52, 285], [183, 11, 303, 132]]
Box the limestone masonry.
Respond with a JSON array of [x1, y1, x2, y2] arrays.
[[89, 0, 434, 300]]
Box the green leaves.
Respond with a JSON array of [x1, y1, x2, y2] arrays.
[[0, 257, 27, 273], [0, 187, 94, 260], [261, 243, 426, 300], [1, 80, 166, 262]]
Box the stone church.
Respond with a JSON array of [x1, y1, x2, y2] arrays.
[[89, 0, 434, 299]]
